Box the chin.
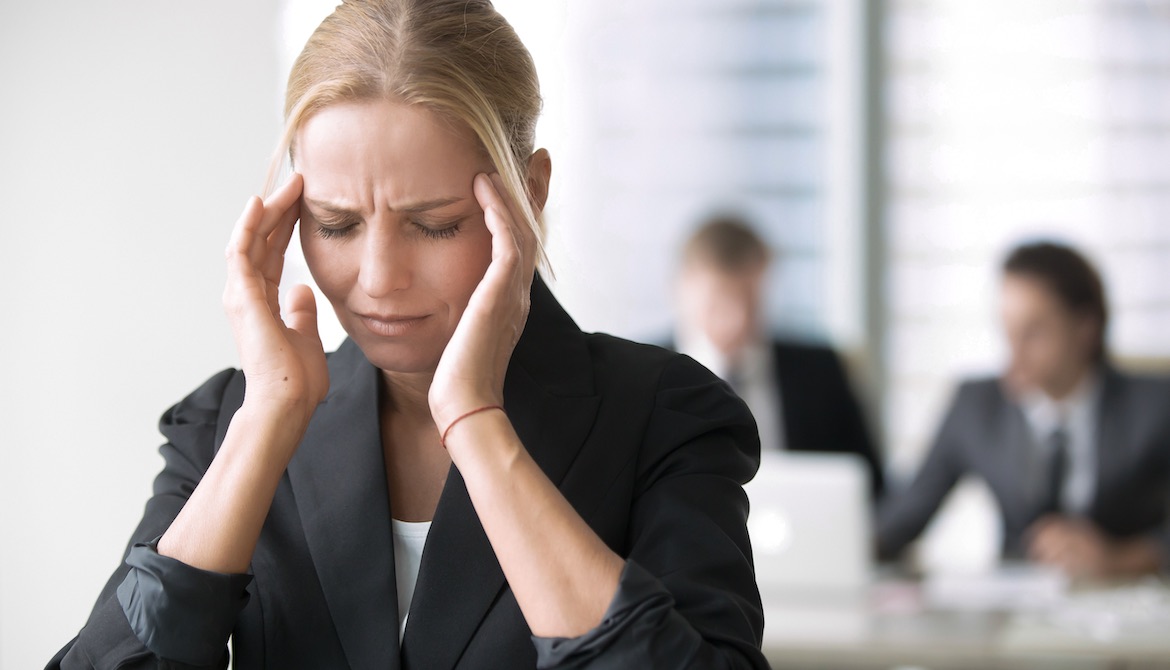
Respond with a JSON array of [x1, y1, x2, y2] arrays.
[[1003, 373, 1038, 397], [334, 312, 450, 374], [353, 337, 444, 375]]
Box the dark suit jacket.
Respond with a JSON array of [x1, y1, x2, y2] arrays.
[[770, 341, 884, 497], [663, 337, 883, 497], [876, 368, 1170, 561], [49, 277, 770, 670]]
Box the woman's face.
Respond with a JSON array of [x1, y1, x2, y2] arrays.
[[295, 99, 495, 375]]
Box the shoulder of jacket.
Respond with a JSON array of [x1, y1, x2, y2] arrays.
[[950, 376, 1007, 411]]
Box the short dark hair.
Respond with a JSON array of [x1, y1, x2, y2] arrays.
[[1003, 241, 1109, 362], [682, 214, 770, 273]]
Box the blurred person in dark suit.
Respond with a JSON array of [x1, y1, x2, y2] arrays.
[[877, 241, 1170, 577], [669, 214, 884, 497]]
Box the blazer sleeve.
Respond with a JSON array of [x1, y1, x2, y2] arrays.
[[46, 368, 252, 670], [875, 383, 971, 561], [531, 355, 769, 669]]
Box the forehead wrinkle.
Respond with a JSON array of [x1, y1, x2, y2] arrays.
[[297, 100, 483, 219], [304, 192, 468, 217]]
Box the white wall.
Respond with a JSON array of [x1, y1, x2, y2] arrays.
[[0, 2, 283, 667]]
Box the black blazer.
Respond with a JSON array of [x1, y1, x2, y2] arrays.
[[770, 341, 884, 497], [49, 277, 770, 669], [877, 368, 1170, 561], [663, 337, 884, 497]]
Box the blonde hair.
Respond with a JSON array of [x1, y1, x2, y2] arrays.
[[268, 0, 548, 268]]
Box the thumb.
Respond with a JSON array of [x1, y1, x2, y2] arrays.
[[284, 284, 320, 340]]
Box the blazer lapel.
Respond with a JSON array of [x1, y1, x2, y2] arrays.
[[400, 275, 600, 670], [1004, 400, 1040, 510], [286, 339, 400, 670], [988, 390, 1042, 552]]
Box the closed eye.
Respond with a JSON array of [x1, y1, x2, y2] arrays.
[[414, 218, 464, 240], [313, 220, 358, 240]]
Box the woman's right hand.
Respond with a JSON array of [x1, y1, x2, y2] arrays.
[[223, 172, 328, 428]]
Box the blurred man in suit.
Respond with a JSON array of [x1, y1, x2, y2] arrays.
[[877, 241, 1170, 577], [671, 214, 884, 497]]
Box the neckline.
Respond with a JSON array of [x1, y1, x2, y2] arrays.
[[391, 518, 433, 537]]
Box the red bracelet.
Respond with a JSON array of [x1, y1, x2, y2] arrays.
[[440, 405, 505, 448]]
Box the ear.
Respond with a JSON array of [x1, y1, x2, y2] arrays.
[[525, 148, 552, 213]]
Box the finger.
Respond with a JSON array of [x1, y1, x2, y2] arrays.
[[487, 173, 524, 231], [225, 173, 302, 272], [224, 242, 280, 333], [263, 197, 301, 281], [489, 172, 536, 266], [283, 284, 320, 341], [474, 173, 521, 267], [247, 173, 303, 269], [254, 172, 304, 238], [226, 195, 264, 259]]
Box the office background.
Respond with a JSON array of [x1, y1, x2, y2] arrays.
[[2, 0, 1168, 667]]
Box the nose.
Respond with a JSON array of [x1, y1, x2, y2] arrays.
[[357, 227, 411, 297]]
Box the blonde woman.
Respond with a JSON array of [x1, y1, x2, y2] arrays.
[[48, 1, 768, 668]]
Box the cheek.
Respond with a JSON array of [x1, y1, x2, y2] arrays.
[[299, 229, 352, 299], [422, 224, 494, 302]]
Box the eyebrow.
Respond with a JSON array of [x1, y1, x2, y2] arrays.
[[303, 196, 465, 215]]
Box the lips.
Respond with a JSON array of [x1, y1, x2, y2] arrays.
[[357, 312, 431, 337]]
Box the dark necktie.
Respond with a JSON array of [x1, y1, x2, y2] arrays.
[[1042, 426, 1069, 515]]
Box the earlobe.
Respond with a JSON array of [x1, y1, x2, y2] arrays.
[[526, 148, 552, 212]]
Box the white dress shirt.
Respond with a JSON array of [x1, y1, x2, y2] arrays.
[[392, 518, 432, 641], [1017, 370, 1102, 515]]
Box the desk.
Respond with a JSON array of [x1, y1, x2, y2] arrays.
[[761, 577, 1170, 670]]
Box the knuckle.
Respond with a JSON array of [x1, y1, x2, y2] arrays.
[[224, 245, 247, 263]]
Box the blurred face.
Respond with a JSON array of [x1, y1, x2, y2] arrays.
[[677, 260, 766, 361], [295, 99, 494, 374], [1000, 273, 1097, 398]]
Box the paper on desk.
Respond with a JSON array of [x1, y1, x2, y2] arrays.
[[1044, 579, 1170, 643], [922, 565, 1069, 611], [1002, 582, 1170, 656]]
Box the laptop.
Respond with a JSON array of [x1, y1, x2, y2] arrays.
[[745, 451, 873, 596]]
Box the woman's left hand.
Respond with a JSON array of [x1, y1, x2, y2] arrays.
[[428, 173, 624, 640], [429, 172, 537, 438]]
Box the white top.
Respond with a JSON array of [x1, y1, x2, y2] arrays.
[[1017, 371, 1102, 514], [678, 329, 785, 452], [391, 519, 432, 642]]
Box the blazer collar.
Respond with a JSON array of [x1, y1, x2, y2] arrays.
[[288, 274, 600, 670]]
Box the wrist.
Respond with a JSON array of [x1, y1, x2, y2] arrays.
[[442, 407, 520, 466], [440, 405, 506, 448], [239, 393, 318, 430], [229, 400, 313, 459], [430, 391, 503, 437]]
